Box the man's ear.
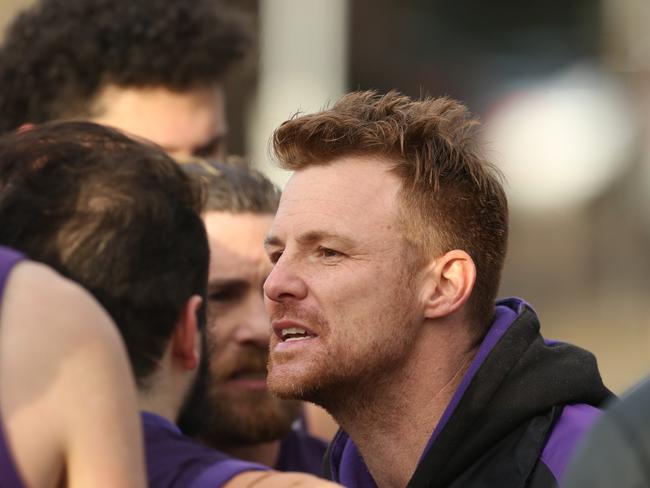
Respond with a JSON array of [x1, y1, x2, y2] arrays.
[[422, 250, 476, 320], [171, 295, 203, 370]]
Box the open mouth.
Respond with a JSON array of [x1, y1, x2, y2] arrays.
[[225, 368, 269, 390], [229, 370, 267, 380], [280, 326, 317, 342]]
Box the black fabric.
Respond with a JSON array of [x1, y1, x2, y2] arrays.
[[322, 441, 333, 481], [528, 460, 560, 488], [442, 407, 561, 488], [405, 305, 612, 488]]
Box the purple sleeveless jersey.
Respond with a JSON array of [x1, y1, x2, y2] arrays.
[[275, 426, 327, 475], [0, 246, 26, 488], [143, 412, 269, 487]]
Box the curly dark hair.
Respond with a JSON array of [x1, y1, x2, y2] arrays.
[[0, 0, 250, 133]]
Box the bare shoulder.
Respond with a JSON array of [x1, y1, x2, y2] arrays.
[[1, 260, 119, 346], [0, 261, 146, 488], [225, 471, 342, 488]]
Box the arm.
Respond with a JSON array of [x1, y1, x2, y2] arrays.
[[0, 261, 146, 488], [225, 471, 342, 487]]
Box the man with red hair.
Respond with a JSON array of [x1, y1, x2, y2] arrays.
[[263, 90, 611, 488]]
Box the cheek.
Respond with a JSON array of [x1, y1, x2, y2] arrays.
[[323, 271, 414, 332], [318, 267, 396, 313], [206, 308, 237, 347]]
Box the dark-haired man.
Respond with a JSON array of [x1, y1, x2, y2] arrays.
[[0, 121, 338, 488], [178, 161, 327, 474], [263, 91, 612, 488], [0, 0, 248, 159]]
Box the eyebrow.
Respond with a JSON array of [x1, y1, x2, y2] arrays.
[[264, 235, 283, 248], [162, 132, 226, 157], [191, 133, 226, 157], [264, 231, 355, 249], [207, 278, 248, 289]]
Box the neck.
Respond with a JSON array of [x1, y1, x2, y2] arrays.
[[329, 322, 479, 488], [138, 389, 179, 423], [137, 363, 189, 425], [217, 440, 282, 468]]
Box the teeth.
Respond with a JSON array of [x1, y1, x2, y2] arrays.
[[281, 327, 307, 338], [285, 336, 306, 342]]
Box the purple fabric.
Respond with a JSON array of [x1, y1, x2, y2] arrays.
[[0, 247, 26, 488], [275, 427, 328, 475], [334, 433, 375, 487], [142, 411, 268, 488], [540, 403, 602, 483]]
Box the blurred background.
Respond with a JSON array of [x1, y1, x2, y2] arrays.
[[2, 0, 649, 393]]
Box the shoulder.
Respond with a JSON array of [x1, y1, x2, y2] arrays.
[[2, 260, 129, 364], [1, 259, 138, 405], [0, 261, 143, 487], [3, 261, 116, 336]]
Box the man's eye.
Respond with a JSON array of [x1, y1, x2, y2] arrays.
[[192, 137, 224, 159], [318, 247, 342, 259], [269, 250, 283, 264], [208, 289, 239, 303]]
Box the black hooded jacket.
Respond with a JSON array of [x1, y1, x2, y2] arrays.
[[325, 299, 613, 488]]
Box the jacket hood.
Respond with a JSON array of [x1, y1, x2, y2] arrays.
[[407, 297, 613, 486]]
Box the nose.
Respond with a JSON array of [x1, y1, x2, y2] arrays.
[[263, 255, 308, 304], [234, 294, 271, 346]]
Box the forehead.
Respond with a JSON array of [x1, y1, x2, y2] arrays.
[[91, 84, 226, 152], [203, 211, 274, 276], [273, 156, 402, 239]]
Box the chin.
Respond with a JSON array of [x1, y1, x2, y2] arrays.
[[267, 363, 320, 400], [268, 367, 348, 411]]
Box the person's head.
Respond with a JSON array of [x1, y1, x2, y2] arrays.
[[263, 90, 508, 407], [0, 121, 210, 403], [0, 0, 250, 160], [177, 160, 302, 448]]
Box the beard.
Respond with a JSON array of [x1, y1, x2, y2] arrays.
[[267, 280, 421, 414], [177, 339, 302, 447]]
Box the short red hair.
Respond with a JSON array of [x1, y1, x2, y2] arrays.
[[272, 90, 508, 330]]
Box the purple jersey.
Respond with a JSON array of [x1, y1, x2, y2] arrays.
[[0, 246, 25, 488], [143, 411, 268, 487], [275, 427, 327, 476]]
